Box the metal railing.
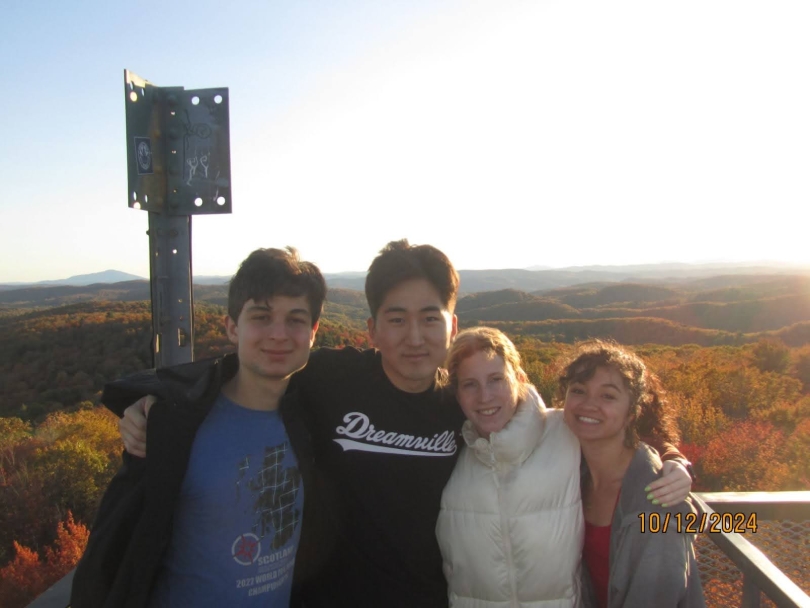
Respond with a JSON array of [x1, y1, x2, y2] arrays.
[[26, 492, 810, 608], [694, 492, 810, 608]]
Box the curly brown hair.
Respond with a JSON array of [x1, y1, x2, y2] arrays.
[[556, 339, 680, 448]]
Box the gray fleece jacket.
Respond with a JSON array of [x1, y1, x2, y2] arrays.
[[581, 443, 706, 608]]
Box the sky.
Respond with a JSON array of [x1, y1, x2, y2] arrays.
[[2, 0, 809, 282]]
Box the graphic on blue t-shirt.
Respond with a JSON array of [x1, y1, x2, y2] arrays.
[[249, 443, 302, 548], [232, 532, 261, 566], [149, 393, 303, 607]]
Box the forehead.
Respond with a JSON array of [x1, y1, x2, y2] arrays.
[[240, 295, 312, 317], [378, 278, 448, 313], [458, 350, 506, 376], [579, 365, 627, 389]]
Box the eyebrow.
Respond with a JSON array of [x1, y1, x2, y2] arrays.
[[382, 305, 443, 314], [246, 304, 311, 316], [600, 383, 623, 391]]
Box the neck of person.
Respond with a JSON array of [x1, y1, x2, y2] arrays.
[[221, 370, 289, 412], [580, 437, 635, 525], [381, 361, 435, 393]]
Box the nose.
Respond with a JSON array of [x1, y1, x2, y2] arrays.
[[267, 319, 288, 340], [580, 391, 599, 409], [479, 384, 494, 403], [405, 320, 425, 346]]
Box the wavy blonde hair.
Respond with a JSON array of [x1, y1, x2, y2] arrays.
[[445, 327, 529, 402]]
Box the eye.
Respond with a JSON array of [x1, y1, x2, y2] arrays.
[[603, 392, 617, 401], [460, 380, 477, 391], [425, 315, 441, 323], [387, 317, 404, 325], [569, 386, 585, 395]]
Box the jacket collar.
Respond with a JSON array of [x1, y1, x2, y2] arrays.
[[462, 386, 547, 466], [155, 352, 239, 409]]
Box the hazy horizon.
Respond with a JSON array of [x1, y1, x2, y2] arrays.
[[3, 258, 810, 287]]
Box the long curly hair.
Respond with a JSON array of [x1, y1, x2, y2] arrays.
[[556, 339, 680, 448]]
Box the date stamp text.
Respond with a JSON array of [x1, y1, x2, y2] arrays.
[[638, 512, 758, 534]]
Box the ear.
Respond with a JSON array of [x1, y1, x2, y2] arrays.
[[366, 317, 376, 347], [309, 320, 320, 346], [225, 315, 239, 346], [449, 314, 458, 341]]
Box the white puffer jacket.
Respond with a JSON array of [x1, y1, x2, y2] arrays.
[[436, 388, 583, 608]]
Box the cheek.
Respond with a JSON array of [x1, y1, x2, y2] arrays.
[[562, 402, 577, 425], [456, 392, 476, 416]]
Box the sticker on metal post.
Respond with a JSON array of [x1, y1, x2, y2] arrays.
[[134, 137, 154, 175]]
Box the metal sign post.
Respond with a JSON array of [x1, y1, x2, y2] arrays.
[[124, 70, 232, 368]]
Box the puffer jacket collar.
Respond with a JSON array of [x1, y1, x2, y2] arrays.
[[462, 386, 547, 467]]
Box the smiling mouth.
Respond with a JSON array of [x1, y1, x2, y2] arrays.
[[477, 407, 500, 417], [576, 415, 601, 424]]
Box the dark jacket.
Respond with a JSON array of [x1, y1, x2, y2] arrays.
[[70, 354, 318, 608]]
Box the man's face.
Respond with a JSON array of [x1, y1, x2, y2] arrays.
[[367, 278, 458, 393], [227, 295, 318, 383]]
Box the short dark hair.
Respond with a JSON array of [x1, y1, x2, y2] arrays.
[[365, 239, 459, 319], [228, 247, 326, 326]]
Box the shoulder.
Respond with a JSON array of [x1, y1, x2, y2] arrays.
[[292, 347, 379, 393], [620, 444, 696, 523], [306, 346, 376, 372]]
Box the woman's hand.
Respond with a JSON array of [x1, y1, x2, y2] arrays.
[[117, 395, 155, 457], [645, 460, 692, 507]]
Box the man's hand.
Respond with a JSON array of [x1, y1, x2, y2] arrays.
[[118, 395, 155, 458], [646, 460, 692, 507]]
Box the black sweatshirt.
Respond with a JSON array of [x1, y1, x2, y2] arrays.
[[294, 347, 465, 608]]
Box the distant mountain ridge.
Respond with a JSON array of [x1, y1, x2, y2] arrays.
[[4, 261, 809, 291], [11, 269, 145, 287]]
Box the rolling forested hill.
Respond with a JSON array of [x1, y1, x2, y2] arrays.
[[456, 275, 810, 345], [2, 272, 809, 607], [2, 272, 809, 422]]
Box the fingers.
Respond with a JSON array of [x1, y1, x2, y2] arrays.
[[143, 394, 156, 417], [119, 416, 147, 457], [645, 461, 692, 506], [118, 395, 156, 457], [647, 486, 688, 508]]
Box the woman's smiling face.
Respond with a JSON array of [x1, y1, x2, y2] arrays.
[[456, 350, 520, 438], [563, 365, 633, 445]]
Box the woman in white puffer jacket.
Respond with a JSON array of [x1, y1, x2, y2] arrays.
[[436, 327, 583, 608], [435, 328, 693, 608]]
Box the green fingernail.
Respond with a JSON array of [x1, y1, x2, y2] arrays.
[[652, 499, 660, 505], [644, 486, 651, 492], [646, 493, 654, 500], [661, 503, 668, 508]]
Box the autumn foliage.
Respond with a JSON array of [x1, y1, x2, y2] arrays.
[[0, 512, 88, 608], [0, 295, 808, 604]]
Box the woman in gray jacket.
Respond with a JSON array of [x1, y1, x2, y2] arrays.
[[561, 339, 706, 608]]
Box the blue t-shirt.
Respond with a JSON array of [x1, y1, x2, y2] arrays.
[[149, 393, 303, 607]]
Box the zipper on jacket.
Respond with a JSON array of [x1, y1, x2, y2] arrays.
[[495, 463, 520, 608]]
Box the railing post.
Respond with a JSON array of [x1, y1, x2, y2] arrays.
[[742, 575, 762, 608]]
